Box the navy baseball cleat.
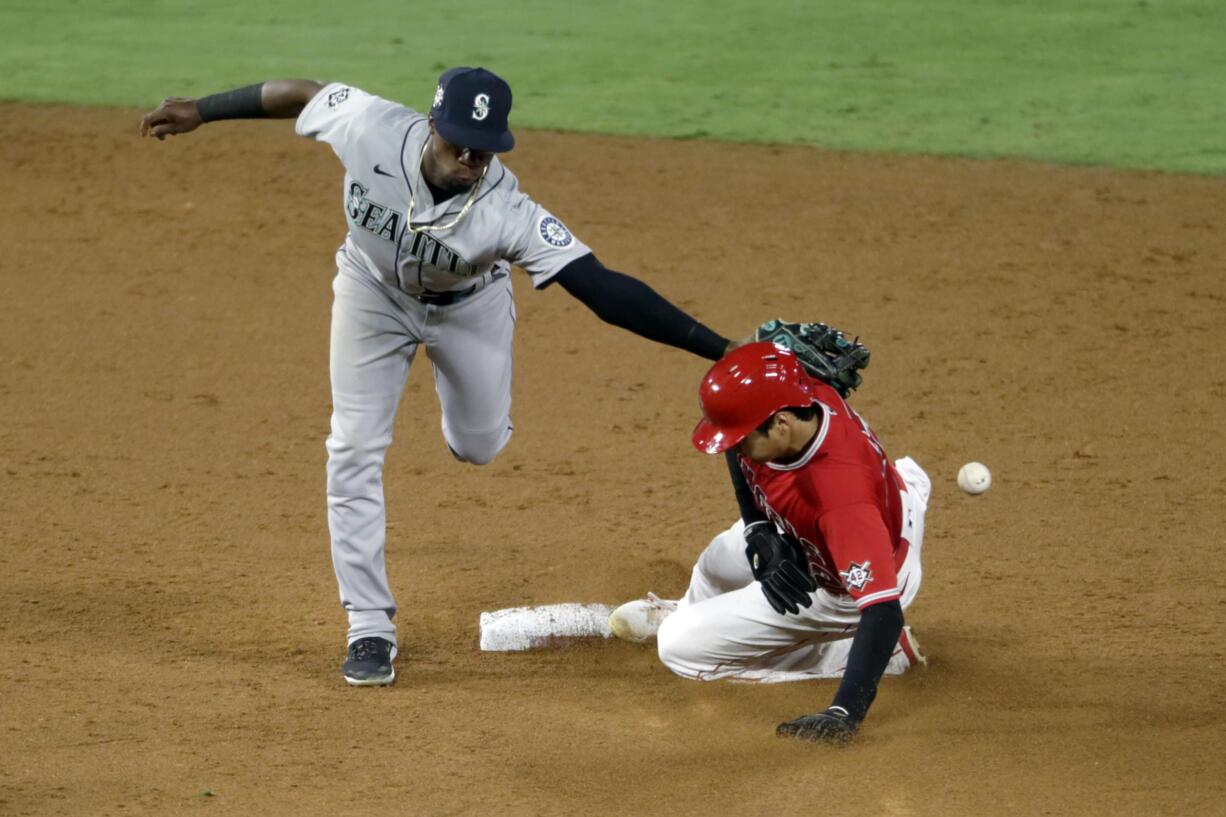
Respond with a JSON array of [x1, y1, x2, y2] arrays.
[[342, 637, 397, 686]]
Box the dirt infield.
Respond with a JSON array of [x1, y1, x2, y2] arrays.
[[1, 102, 1223, 816]]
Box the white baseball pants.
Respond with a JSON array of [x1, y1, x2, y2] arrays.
[[657, 457, 931, 682], [327, 265, 516, 644]]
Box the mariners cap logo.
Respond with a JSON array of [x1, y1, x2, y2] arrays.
[[473, 93, 490, 121]]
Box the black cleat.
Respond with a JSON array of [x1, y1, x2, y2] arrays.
[[342, 637, 397, 686]]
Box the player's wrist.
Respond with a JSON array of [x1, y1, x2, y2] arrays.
[[685, 321, 731, 361], [743, 520, 771, 537], [823, 705, 858, 725], [196, 83, 267, 123]]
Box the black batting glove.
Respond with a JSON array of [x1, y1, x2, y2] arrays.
[[776, 706, 859, 745], [743, 521, 817, 615]]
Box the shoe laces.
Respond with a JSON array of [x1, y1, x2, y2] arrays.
[[350, 638, 388, 661], [646, 592, 678, 611]]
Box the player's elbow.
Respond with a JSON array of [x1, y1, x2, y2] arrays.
[[262, 79, 327, 116]]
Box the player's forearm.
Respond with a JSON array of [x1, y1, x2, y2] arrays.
[[261, 80, 326, 116], [554, 254, 730, 360], [725, 451, 768, 526], [830, 600, 904, 722], [196, 80, 324, 122]]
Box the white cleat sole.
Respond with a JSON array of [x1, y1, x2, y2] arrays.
[[343, 668, 395, 687]]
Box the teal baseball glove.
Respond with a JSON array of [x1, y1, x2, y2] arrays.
[[754, 320, 870, 396]]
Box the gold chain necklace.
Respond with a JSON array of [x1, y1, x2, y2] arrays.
[[406, 138, 487, 234]]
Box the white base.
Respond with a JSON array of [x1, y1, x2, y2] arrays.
[[479, 603, 614, 651]]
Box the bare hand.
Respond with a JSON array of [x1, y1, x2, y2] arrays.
[[139, 97, 204, 140], [726, 333, 755, 355]]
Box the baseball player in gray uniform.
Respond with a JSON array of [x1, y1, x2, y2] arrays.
[[140, 68, 735, 686]]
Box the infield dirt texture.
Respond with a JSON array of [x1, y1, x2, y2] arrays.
[[2, 3, 1225, 816]]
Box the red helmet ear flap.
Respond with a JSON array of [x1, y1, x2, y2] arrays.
[[692, 342, 815, 454]]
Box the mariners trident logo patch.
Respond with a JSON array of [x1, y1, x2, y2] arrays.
[[538, 216, 574, 247], [840, 561, 873, 591]]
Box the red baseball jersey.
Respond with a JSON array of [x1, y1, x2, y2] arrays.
[[739, 379, 911, 609]]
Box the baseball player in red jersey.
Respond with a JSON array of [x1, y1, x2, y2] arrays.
[[610, 341, 930, 744]]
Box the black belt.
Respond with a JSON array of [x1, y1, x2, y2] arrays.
[[410, 284, 477, 306]]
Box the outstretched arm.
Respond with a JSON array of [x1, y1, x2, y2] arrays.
[[139, 80, 326, 140], [776, 599, 905, 743], [827, 599, 904, 720], [552, 253, 734, 361]]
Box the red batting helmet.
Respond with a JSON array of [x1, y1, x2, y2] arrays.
[[691, 342, 816, 454]]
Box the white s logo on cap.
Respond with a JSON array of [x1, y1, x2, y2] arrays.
[[472, 93, 490, 121]]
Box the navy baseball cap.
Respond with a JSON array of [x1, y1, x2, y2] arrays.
[[430, 67, 515, 153]]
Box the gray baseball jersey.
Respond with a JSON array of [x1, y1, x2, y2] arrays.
[[295, 83, 591, 295]]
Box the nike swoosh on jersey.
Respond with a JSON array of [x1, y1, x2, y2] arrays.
[[373, 164, 395, 177]]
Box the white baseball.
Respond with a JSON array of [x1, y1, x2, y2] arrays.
[[957, 462, 992, 494]]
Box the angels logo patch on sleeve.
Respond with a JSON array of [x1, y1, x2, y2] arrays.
[[839, 561, 873, 592], [538, 216, 574, 248]]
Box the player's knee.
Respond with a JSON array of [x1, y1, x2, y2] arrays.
[[326, 430, 392, 467], [444, 424, 512, 466], [656, 608, 712, 679], [325, 439, 391, 502], [691, 527, 755, 594], [447, 443, 497, 466]]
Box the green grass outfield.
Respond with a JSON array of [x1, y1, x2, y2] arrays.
[[3, 0, 1224, 173]]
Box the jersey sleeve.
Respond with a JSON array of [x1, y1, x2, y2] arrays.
[[499, 189, 592, 288], [818, 504, 901, 609], [294, 83, 401, 165]]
